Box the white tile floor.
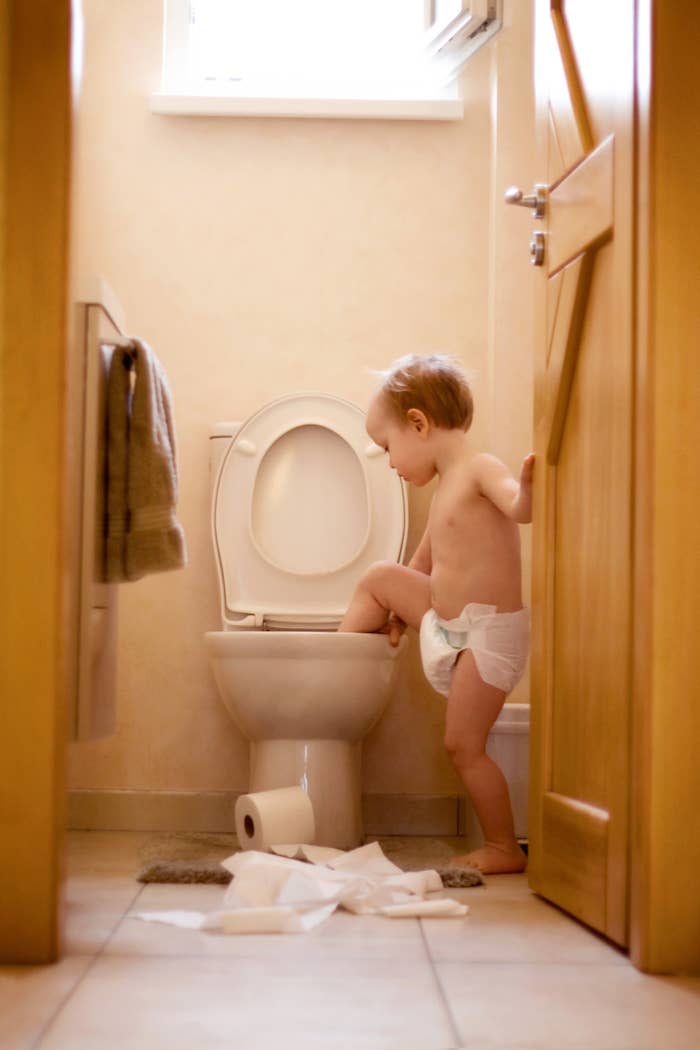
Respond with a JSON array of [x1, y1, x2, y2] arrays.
[[2, 831, 699, 1050]]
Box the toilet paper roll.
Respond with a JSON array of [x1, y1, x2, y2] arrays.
[[235, 787, 315, 852]]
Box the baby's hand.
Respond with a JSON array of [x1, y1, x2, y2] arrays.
[[512, 454, 535, 523], [382, 613, 406, 647], [520, 453, 535, 487]]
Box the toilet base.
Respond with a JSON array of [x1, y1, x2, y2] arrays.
[[249, 739, 363, 850]]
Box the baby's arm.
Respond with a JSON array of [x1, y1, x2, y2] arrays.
[[475, 452, 534, 524]]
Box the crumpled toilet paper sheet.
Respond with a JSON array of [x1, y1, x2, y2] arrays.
[[136, 841, 469, 934]]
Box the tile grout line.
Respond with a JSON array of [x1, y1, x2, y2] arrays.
[[419, 919, 464, 1050], [27, 953, 103, 1050], [94, 880, 148, 955], [29, 880, 147, 1050]]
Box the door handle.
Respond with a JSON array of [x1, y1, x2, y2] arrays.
[[504, 183, 547, 219]]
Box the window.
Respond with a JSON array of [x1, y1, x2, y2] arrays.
[[427, 1, 503, 81], [152, 0, 501, 119]]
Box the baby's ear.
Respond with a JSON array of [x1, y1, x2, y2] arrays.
[[406, 408, 429, 436]]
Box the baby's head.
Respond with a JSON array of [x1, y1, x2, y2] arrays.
[[375, 353, 473, 432], [366, 354, 473, 486]]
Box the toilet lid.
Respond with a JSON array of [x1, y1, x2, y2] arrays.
[[213, 393, 407, 627]]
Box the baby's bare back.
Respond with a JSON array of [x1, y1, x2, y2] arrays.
[[428, 460, 523, 619]]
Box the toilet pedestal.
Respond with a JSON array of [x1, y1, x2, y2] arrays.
[[250, 739, 363, 850]]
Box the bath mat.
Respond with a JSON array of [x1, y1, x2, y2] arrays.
[[136, 832, 484, 888]]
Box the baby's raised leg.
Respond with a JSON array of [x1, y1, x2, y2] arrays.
[[338, 562, 431, 635], [445, 650, 526, 874]]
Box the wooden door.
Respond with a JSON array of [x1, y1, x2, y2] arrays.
[[528, 0, 635, 946], [0, 0, 73, 962]]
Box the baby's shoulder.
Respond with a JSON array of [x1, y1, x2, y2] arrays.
[[469, 450, 503, 470], [437, 451, 485, 502], [442, 451, 505, 503], [467, 451, 509, 484], [457, 450, 498, 485]]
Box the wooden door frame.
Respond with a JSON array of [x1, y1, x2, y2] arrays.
[[1, 0, 697, 973], [0, 0, 73, 962], [630, 0, 700, 975]]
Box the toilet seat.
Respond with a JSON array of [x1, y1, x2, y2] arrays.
[[213, 394, 407, 629]]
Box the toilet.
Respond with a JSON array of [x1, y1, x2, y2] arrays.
[[204, 393, 409, 849]]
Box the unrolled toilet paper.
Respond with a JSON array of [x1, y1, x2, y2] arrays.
[[136, 841, 469, 935], [235, 786, 315, 852]]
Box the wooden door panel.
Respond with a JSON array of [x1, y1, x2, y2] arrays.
[[547, 109, 561, 185], [551, 255, 632, 806], [546, 266, 562, 365], [546, 5, 591, 173], [545, 251, 592, 463], [548, 135, 614, 275], [541, 792, 609, 931]]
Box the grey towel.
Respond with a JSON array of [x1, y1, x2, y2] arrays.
[[105, 348, 131, 581], [105, 338, 187, 582]]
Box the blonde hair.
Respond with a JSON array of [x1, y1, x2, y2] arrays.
[[377, 354, 474, 431]]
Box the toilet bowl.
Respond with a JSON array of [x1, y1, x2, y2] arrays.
[[206, 631, 406, 849], [204, 394, 408, 849]]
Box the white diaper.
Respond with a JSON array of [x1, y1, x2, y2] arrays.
[[419, 603, 530, 696]]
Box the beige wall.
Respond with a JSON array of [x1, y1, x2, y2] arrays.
[[68, 0, 535, 799]]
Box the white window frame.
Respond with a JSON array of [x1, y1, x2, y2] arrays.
[[150, 1, 502, 120], [426, 0, 502, 82]]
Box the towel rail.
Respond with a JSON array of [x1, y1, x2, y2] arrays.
[[74, 299, 122, 741], [84, 300, 126, 340], [84, 297, 135, 357], [100, 336, 134, 350]]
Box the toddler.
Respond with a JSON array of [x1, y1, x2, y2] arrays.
[[339, 354, 534, 874]]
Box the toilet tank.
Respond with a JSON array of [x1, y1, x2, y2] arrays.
[[486, 703, 529, 840], [209, 422, 242, 505], [461, 702, 530, 845]]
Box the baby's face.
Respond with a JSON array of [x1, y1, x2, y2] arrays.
[[366, 394, 434, 486]]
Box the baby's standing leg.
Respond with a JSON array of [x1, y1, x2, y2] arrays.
[[338, 562, 431, 635], [445, 650, 526, 874]]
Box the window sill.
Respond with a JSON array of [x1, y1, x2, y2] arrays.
[[149, 92, 464, 121]]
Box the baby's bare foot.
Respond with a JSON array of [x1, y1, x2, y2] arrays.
[[451, 841, 527, 875]]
